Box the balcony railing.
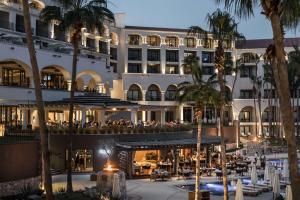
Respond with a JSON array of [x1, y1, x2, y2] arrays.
[[49, 124, 192, 135]]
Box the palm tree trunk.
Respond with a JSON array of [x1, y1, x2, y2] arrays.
[[22, 0, 53, 199], [269, 13, 300, 198], [194, 109, 203, 200], [217, 71, 229, 200], [66, 31, 80, 193]]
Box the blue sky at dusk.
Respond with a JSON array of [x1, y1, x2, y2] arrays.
[[109, 0, 299, 39]]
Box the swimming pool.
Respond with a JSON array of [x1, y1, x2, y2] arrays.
[[177, 179, 261, 196]]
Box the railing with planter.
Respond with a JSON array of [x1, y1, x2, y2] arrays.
[[49, 124, 193, 135]]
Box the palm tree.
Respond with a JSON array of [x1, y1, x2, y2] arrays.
[[215, 0, 300, 196], [189, 9, 244, 200], [22, 0, 53, 199], [177, 55, 221, 200], [40, 0, 114, 192]]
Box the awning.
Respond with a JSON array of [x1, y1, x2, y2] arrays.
[[116, 136, 222, 150]]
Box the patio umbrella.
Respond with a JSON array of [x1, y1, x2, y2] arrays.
[[285, 185, 292, 200], [273, 171, 280, 198], [264, 161, 270, 182], [235, 179, 244, 200], [251, 164, 258, 186], [256, 159, 261, 168], [282, 159, 289, 181], [112, 173, 121, 199], [269, 170, 275, 187]]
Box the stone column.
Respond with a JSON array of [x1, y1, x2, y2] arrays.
[[48, 21, 55, 39], [123, 90, 128, 100], [131, 110, 138, 124], [22, 109, 28, 129], [161, 91, 165, 101], [160, 38, 166, 74], [67, 80, 72, 91], [142, 90, 147, 101], [9, 11, 16, 31], [160, 110, 165, 125], [142, 111, 146, 122], [234, 120, 240, 148], [147, 111, 151, 121], [142, 36, 148, 74], [95, 38, 100, 52], [81, 109, 86, 126], [98, 110, 106, 127]]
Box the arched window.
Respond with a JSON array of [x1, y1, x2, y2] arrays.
[[127, 84, 142, 101], [146, 84, 161, 101], [184, 37, 196, 48], [128, 34, 141, 45], [147, 35, 161, 46], [165, 36, 179, 47], [0, 60, 30, 87], [41, 66, 67, 90], [239, 106, 254, 122], [165, 85, 177, 101], [110, 32, 118, 45]]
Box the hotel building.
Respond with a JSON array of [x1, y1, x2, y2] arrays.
[[0, 0, 300, 174]]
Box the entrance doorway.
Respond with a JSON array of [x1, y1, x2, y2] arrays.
[[72, 149, 93, 172]]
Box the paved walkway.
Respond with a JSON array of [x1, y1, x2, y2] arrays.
[[52, 174, 275, 200]]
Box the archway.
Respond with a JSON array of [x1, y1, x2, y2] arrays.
[[41, 66, 70, 90], [0, 59, 32, 87], [165, 85, 177, 101], [146, 84, 161, 101], [127, 84, 142, 101]]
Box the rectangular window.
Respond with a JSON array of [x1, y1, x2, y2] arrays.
[[147, 49, 160, 61], [165, 111, 175, 122], [110, 48, 117, 60], [240, 126, 251, 136], [202, 51, 214, 63], [240, 90, 253, 99], [166, 50, 179, 62], [16, 14, 24, 33], [110, 62, 117, 73], [147, 64, 160, 73], [165, 37, 178, 47], [128, 63, 142, 73], [183, 107, 192, 123], [99, 41, 107, 54], [184, 50, 197, 58], [128, 48, 142, 61], [86, 38, 96, 50], [54, 24, 65, 41], [165, 65, 179, 74], [36, 20, 48, 37], [0, 11, 10, 29], [240, 111, 251, 122], [128, 35, 141, 45]]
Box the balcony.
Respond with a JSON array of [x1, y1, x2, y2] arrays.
[[49, 124, 192, 135]]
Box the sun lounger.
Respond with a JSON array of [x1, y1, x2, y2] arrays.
[[241, 189, 260, 196], [243, 186, 263, 194]]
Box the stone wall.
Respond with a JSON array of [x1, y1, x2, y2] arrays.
[[0, 176, 40, 197]]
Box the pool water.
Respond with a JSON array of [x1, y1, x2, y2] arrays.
[[177, 179, 257, 196]]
